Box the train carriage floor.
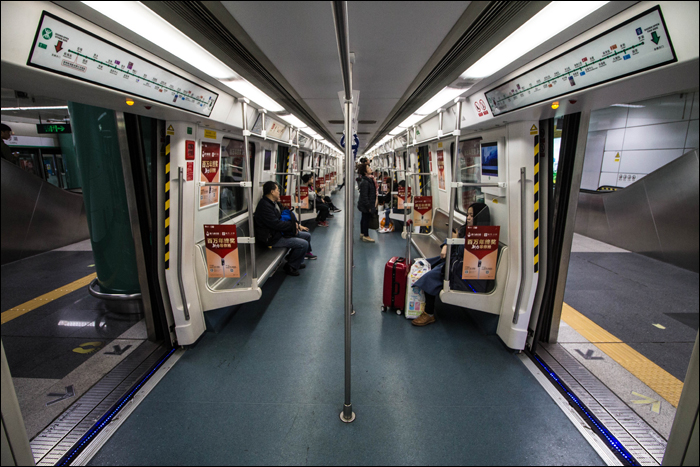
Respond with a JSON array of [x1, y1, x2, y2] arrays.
[[86, 188, 605, 466]]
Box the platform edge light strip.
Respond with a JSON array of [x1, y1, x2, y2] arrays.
[[81, 1, 285, 112], [372, 1, 609, 153]]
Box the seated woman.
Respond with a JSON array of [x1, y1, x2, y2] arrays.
[[411, 202, 490, 327]]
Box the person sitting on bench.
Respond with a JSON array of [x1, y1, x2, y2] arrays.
[[254, 181, 310, 276], [411, 203, 490, 326]]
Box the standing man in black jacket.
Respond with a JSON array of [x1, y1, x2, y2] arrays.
[[254, 181, 311, 276]]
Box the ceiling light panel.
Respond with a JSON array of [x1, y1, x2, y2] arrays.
[[82, 1, 285, 112], [461, 1, 608, 79]]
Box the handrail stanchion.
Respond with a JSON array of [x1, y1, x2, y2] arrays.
[[177, 167, 190, 320], [403, 129, 409, 262], [332, 0, 355, 424], [444, 99, 464, 289], [241, 99, 257, 281], [513, 167, 527, 324]]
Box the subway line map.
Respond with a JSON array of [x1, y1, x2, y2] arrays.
[[28, 11, 218, 117], [485, 7, 676, 116]]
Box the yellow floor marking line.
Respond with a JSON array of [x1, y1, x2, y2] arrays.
[[561, 303, 683, 407], [1, 273, 97, 325]]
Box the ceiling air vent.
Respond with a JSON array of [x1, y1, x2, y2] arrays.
[[328, 120, 344, 124]]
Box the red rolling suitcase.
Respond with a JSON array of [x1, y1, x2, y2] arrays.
[[382, 257, 408, 314]]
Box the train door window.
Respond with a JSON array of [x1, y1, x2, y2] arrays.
[[55, 154, 66, 188], [41, 154, 60, 188], [219, 138, 248, 222], [454, 138, 484, 215], [15, 147, 43, 179]]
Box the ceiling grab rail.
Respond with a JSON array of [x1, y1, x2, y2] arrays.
[[331, 0, 355, 424]]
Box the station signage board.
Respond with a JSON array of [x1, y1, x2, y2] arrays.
[[28, 11, 218, 117], [36, 123, 71, 134], [485, 6, 676, 116]]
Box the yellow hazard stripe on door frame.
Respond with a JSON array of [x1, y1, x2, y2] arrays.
[[561, 303, 683, 407], [1, 273, 97, 325], [533, 135, 539, 274], [165, 135, 171, 270]]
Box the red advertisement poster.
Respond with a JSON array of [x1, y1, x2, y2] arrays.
[[397, 186, 412, 209], [280, 195, 292, 210], [429, 151, 433, 172], [299, 187, 309, 209], [200, 142, 220, 208], [462, 226, 500, 280], [437, 150, 445, 190], [317, 177, 325, 189], [413, 196, 433, 227], [204, 224, 240, 278], [187, 161, 194, 181]]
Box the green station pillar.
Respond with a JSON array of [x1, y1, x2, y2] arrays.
[[68, 102, 140, 294]]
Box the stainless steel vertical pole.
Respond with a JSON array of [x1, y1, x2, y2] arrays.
[[342, 98, 355, 422], [332, 0, 355, 424], [241, 99, 257, 280], [444, 99, 464, 286]]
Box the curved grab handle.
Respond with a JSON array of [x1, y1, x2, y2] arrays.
[[88, 279, 141, 301]]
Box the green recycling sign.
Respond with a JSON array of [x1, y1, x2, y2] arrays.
[[42, 28, 52, 40]]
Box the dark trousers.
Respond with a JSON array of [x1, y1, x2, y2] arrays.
[[360, 211, 371, 236], [425, 293, 437, 315], [316, 203, 330, 222]]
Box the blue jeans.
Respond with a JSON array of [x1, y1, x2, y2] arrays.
[[272, 231, 310, 269]]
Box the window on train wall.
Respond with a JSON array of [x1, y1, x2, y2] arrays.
[[454, 138, 484, 216], [219, 138, 251, 223]]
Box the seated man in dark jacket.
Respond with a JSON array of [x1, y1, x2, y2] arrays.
[[254, 181, 310, 276]]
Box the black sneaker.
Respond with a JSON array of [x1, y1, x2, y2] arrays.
[[333, 208, 342, 213], [284, 264, 300, 276], [305, 252, 318, 260]]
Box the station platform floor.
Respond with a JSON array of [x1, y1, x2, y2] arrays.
[[1, 239, 148, 440]]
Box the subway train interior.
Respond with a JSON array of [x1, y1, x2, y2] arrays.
[[1, 1, 698, 466]]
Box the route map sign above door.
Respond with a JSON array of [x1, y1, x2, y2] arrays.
[[27, 11, 219, 116]]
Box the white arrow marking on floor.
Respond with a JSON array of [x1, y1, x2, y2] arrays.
[[653, 323, 666, 329], [630, 391, 661, 414]]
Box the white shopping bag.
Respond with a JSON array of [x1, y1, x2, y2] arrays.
[[405, 259, 431, 319]]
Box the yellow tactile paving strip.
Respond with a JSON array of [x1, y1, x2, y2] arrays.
[[1, 273, 97, 325], [561, 302, 683, 407]]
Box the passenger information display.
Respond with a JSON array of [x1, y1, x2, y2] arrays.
[[485, 7, 676, 116], [28, 11, 219, 116]]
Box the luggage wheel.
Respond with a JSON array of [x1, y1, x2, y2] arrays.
[[381, 306, 387, 312], [396, 309, 402, 315]]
